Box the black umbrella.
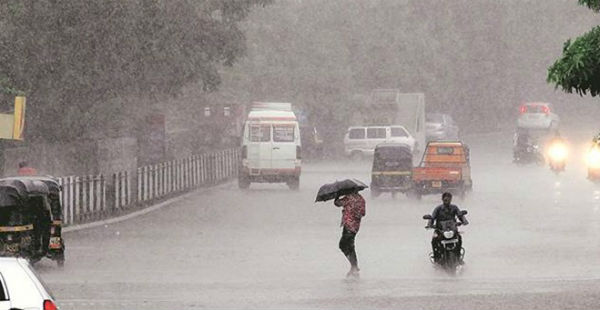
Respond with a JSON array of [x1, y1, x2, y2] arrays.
[[315, 179, 368, 202]]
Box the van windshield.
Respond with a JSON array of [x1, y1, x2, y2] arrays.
[[249, 125, 271, 142], [273, 125, 295, 142]]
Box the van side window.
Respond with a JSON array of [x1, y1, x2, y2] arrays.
[[273, 125, 295, 142], [249, 125, 271, 142], [367, 128, 386, 139], [348, 128, 365, 139], [391, 127, 408, 137]]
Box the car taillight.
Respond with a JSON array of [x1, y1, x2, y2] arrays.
[[541, 105, 550, 114], [241, 146, 247, 159], [296, 146, 301, 160], [44, 300, 58, 310], [519, 105, 527, 114]]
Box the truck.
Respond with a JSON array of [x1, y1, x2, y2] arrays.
[[411, 141, 472, 199], [361, 89, 426, 159]]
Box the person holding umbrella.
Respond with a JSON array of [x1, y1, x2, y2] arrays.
[[334, 189, 366, 278], [316, 179, 368, 278]]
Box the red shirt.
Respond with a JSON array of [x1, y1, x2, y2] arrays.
[[335, 193, 366, 233]]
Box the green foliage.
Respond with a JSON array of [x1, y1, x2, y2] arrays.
[[548, 1, 600, 96], [548, 26, 600, 96], [579, 0, 600, 12], [0, 0, 270, 141]]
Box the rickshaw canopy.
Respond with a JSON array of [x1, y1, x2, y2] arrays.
[[0, 176, 61, 194], [372, 143, 414, 171]]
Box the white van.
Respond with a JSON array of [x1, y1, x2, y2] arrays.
[[239, 102, 301, 190], [344, 125, 416, 160]]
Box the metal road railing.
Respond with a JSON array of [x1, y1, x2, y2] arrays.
[[56, 148, 240, 226]]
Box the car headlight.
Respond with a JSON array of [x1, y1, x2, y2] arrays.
[[443, 230, 455, 239]]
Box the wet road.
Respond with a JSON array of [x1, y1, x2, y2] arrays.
[[37, 130, 600, 309]]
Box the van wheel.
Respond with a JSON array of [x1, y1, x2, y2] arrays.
[[350, 151, 363, 161], [238, 175, 250, 189], [287, 177, 300, 190]]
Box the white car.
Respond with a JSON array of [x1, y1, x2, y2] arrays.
[[344, 125, 416, 160], [0, 257, 58, 310], [517, 102, 559, 130]]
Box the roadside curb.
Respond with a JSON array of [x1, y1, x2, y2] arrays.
[[63, 181, 232, 233]]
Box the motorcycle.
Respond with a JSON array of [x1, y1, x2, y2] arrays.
[[423, 211, 467, 274], [587, 145, 600, 181], [547, 140, 568, 174], [513, 143, 544, 165]]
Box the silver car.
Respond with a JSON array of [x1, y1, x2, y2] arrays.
[[0, 257, 58, 310], [517, 102, 559, 130], [426, 113, 459, 142]]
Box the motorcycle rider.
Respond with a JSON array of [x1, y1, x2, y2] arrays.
[[426, 192, 468, 262], [592, 132, 600, 149]]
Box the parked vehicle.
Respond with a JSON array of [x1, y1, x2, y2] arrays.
[[426, 113, 459, 142], [344, 125, 416, 160], [0, 179, 53, 264], [0, 257, 58, 310], [1, 176, 65, 267], [370, 143, 413, 198], [239, 102, 301, 190], [358, 89, 425, 155], [423, 212, 467, 275], [517, 102, 560, 131], [412, 141, 472, 199]]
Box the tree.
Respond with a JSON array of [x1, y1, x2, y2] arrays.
[[0, 0, 270, 141], [547, 0, 600, 96]]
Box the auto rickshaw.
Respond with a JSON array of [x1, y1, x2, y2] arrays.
[[1, 176, 65, 266], [0, 179, 53, 264], [370, 143, 414, 198]]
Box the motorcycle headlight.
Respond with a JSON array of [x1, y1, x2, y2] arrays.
[[588, 148, 600, 169], [443, 230, 455, 239], [548, 143, 568, 161]]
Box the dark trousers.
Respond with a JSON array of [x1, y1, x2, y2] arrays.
[[339, 227, 358, 268]]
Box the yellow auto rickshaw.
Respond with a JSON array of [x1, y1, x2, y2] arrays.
[[370, 143, 414, 198], [1, 176, 65, 266]]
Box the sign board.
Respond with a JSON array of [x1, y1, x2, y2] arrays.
[[0, 96, 25, 140]]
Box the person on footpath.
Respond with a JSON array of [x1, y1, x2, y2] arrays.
[[17, 161, 37, 176]]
